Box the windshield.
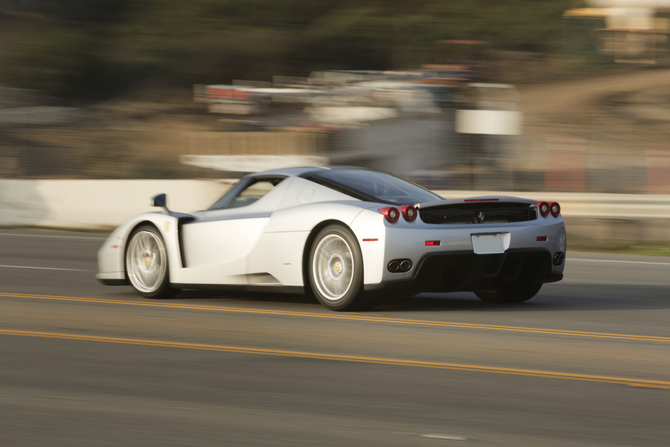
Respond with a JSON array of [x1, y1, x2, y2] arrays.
[[302, 168, 441, 205]]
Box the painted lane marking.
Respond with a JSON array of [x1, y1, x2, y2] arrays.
[[419, 434, 475, 441], [0, 265, 91, 272], [568, 258, 670, 266], [2, 292, 670, 343], [1, 328, 669, 389], [0, 233, 106, 240]]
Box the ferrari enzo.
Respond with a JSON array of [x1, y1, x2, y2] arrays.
[[97, 166, 566, 311]]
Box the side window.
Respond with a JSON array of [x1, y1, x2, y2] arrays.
[[209, 177, 285, 210], [230, 180, 277, 208]]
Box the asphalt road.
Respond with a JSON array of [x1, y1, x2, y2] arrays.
[[1, 229, 669, 447]]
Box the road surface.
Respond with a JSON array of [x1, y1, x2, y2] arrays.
[[1, 229, 669, 446]]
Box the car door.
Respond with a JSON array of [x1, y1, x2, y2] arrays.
[[177, 176, 289, 285]]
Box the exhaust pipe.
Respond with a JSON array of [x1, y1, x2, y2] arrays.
[[388, 259, 413, 273], [553, 252, 565, 266]]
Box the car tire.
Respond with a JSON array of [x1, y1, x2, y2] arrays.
[[475, 283, 542, 304], [308, 224, 373, 311], [125, 225, 174, 299]]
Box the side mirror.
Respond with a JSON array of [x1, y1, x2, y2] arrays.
[[149, 193, 170, 215]]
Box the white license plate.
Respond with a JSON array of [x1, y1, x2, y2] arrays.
[[471, 234, 504, 254]]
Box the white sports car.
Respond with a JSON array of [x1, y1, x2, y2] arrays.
[[98, 166, 566, 311]]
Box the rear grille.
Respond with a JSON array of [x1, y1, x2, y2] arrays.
[[419, 202, 536, 225], [412, 250, 553, 293]]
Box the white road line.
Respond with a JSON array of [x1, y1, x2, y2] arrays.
[[0, 265, 91, 272], [0, 233, 106, 240], [419, 434, 475, 441], [568, 258, 670, 266]]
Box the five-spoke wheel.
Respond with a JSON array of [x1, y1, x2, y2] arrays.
[[125, 225, 173, 298]]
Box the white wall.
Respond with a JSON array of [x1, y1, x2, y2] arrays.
[[0, 179, 231, 229]]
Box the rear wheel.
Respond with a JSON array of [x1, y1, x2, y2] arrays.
[[308, 224, 375, 311], [125, 225, 173, 299], [475, 283, 542, 304]]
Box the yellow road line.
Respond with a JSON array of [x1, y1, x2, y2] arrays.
[[1, 328, 669, 389], [2, 292, 670, 343]]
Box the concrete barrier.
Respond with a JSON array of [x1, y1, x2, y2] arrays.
[[1, 180, 668, 243], [0, 179, 231, 229]]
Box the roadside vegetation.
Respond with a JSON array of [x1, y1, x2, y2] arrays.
[[569, 240, 670, 257], [1, 0, 577, 100]]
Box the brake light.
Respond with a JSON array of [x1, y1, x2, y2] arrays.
[[398, 205, 418, 222], [538, 201, 550, 217], [550, 202, 561, 218], [379, 207, 400, 223]]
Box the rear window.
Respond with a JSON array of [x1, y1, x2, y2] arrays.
[[303, 169, 441, 205]]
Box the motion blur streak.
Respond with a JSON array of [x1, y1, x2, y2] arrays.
[[3, 292, 670, 343], [568, 258, 670, 266], [0, 265, 91, 272], [2, 328, 669, 389]]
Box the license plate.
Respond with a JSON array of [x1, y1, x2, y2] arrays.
[[471, 234, 504, 254]]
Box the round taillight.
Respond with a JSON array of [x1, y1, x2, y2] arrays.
[[538, 201, 550, 217], [550, 202, 561, 218], [379, 207, 400, 223], [399, 205, 417, 222]]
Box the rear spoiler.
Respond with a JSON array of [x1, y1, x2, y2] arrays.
[[417, 196, 537, 210]]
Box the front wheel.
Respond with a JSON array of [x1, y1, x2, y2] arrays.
[[125, 225, 173, 299], [475, 283, 542, 304], [308, 224, 374, 311]]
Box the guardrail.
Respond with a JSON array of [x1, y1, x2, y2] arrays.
[[436, 191, 670, 220]]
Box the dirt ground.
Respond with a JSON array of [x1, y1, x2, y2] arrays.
[[513, 66, 670, 192], [520, 67, 670, 143]]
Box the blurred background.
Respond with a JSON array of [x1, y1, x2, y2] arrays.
[[1, 0, 670, 248]]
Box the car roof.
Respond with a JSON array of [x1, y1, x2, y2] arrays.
[[248, 166, 365, 178], [247, 165, 443, 205]]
